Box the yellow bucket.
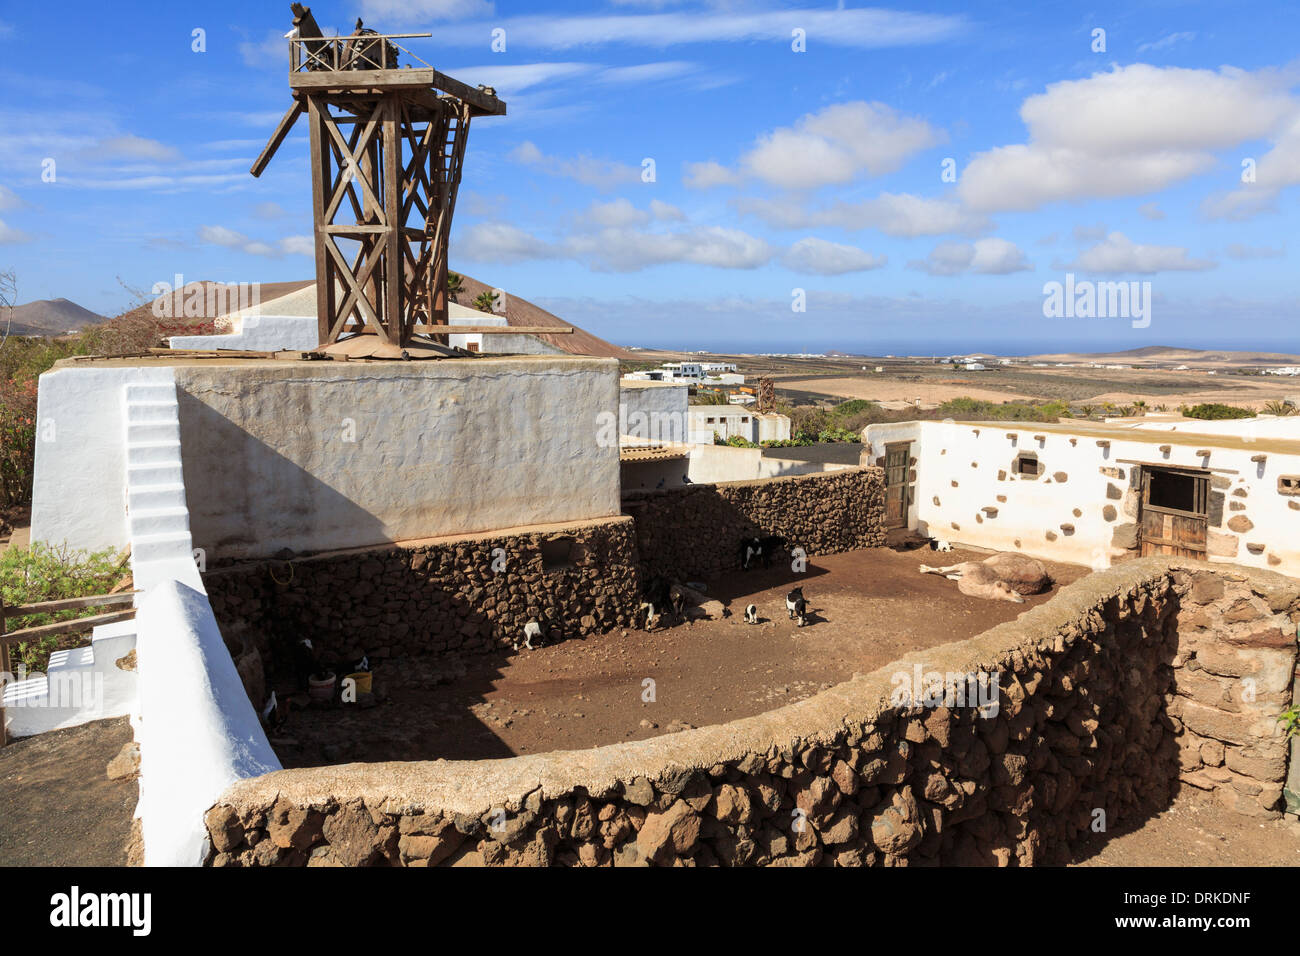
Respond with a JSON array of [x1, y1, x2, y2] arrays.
[[345, 671, 372, 695]]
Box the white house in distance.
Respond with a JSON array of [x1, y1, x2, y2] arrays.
[[863, 414, 1300, 577], [689, 405, 791, 444]]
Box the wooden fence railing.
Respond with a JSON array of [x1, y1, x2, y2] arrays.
[[0, 591, 138, 747]]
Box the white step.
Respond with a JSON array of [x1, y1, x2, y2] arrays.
[[127, 420, 181, 444], [131, 531, 194, 564], [124, 382, 177, 402], [48, 645, 95, 675], [126, 402, 179, 425], [91, 619, 137, 675], [127, 462, 184, 486], [126, 441, 183, 466], [128, 507, 190, 537], [128, 483, 188, 512]]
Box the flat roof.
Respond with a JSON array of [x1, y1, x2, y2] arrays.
[[949, 418, 1300, 456]]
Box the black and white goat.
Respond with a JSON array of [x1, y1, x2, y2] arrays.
[[514, 620, 543, 651], [785, 586, 809, 627]]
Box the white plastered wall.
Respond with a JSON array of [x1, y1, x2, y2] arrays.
[[30, 364, 177, 553]]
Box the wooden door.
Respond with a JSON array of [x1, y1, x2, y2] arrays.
[[1139, 467, 1208, 558], [884, 442, 912, 529]]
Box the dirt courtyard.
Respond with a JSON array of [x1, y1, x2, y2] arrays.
[[273, 546, 1088, 767]]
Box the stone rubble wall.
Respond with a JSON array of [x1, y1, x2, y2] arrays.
[[1168, 568, 1299, 815], [622, 466, 887, 582], [201, 558, 1298, 867], [203, 516, 643, 668]]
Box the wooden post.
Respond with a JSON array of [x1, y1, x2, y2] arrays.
[[1, 596, 8, 748], [308, 96, 332, 347], [383, 98, 403, 346]]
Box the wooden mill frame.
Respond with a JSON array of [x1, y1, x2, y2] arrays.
[[251, 6, 506, 353]]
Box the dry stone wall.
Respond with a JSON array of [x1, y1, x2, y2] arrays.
[[201, 558, 1298, 867], [622, 466, 887, 582], [204, 517, 642, 668]]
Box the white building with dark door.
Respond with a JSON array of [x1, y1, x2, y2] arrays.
[[863, 416, 1300, 577]]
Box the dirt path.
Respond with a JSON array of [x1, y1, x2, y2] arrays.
[[0, 716, 137, 866], [275, 547, 1087, 766], [1069, 790, 1300, 866]]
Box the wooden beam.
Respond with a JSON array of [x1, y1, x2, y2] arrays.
[[250, 101, 305, 178], [288, 68, 506, 115], [1, 609, 136, 645], [2, 591, 138, 619]]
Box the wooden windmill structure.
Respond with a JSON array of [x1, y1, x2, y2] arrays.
[[250, 4, 507, 358]]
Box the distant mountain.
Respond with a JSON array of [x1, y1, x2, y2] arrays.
[[1024, 345, 1300, 367], [3, 298, 105, 337]]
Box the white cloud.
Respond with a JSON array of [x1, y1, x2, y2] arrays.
[[1138, 31, 1196, 53], [456, 222, 555, 264], [649, 199, 684, 221], [782, 238, 886, 275], [569, 225, 773, 271], [1202, 111, 1300, 220], [361, 0, 494, 21], [683, 160, 740, 189], [0, 185, 23, 211], [432, 7, 965, 50], [441, 62, 595, 96], [198, 225, 312, 257], [97, 135, 181, 162], [1073, 223, 1107, 242], [510, 141, 641, 190], [579, 198, 650, 228], [1138, 202, 1165, 221], [734, 192, 989, 238], [959, 64, 1300, 213], [1071, 232, 1214, 274], [693, 101, 944, 190], [0, 218, 32, 244], [909, 238, 1031, 276], [456, 220, 774, 271]]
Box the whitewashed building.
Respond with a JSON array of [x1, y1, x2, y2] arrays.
[[863, 415, 1300, 577]]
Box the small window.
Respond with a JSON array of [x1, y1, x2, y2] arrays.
[[706, 417, 715, 424], [1014, 454, 1038, 477], [1279, 475, 1300, 496], [1146, 469, 1208, 515], [541, 537, 575, 570], [742, 416, 750, 423], [467, 342, 480, 352]]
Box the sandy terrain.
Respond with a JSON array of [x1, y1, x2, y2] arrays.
[[1070, 789, 1300, 867], [778, 375, 1034, 406], [273, 545, 1088, 766]]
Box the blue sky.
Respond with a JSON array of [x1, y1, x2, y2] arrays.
[[0, 0, 1297, 354]]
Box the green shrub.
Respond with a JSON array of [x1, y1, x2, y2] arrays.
[[938, 397, 1070, 423], [1182, 403, 1254, 420], [0, 543, 124, 674]]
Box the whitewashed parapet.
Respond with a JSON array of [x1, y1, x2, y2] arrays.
[[136, 579, 280, 866]]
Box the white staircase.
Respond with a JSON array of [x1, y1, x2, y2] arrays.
[[123, 382, 201, 592]]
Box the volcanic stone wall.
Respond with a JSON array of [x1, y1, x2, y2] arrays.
[[203, 516, 642, 668], [622, 466, 887, 582], [200, 559, 1298, 867]]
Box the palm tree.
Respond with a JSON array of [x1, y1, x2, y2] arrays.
[[446, 272, 464, 303], [473, 290, 497, 313], [1262, 399, 1295, 416]]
